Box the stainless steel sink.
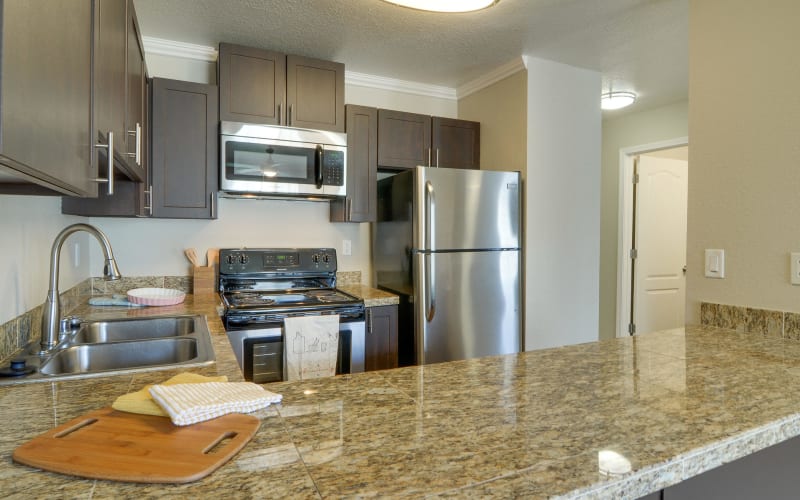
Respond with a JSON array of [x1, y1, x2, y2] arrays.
[[65, 316, 198, 345], [40, 338, 199, 375], [0, 315, 215, 385]]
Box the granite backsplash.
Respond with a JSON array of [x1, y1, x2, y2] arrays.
[[701, 301, 800, 340]]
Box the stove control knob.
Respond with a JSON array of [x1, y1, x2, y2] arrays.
[[239, 254, 249, 265], [312, 254, 320, 263], [322, 254, 330, 263], [226, 254, 237, 265]]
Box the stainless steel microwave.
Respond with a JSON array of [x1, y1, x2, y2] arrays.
[[220, 121, 347, 199]]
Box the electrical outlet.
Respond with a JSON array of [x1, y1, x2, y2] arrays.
[[342, 239, 352, 256], [791, 252, 800, 285]]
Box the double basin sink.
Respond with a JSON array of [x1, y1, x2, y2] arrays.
[[0, 315, 215, 385]]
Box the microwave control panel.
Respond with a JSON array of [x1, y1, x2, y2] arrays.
[[324, 151, 345, 186]]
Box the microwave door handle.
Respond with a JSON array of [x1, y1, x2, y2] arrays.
[[315, 145, 324, 189]]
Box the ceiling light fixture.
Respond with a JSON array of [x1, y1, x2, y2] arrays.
[[601, 91, 637, 110], [380, 0, 499, 13]]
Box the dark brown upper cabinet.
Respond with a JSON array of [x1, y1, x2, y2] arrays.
[[95, 0, 144, 183], [377, 110, 480, 170], [149, 78, 218, 219], [218, 43, 285, 126], [330, 105, 378, 223], [218, 43, 345, 132], [0, 0, 97, 196], [62, 0, 149, 215], [286, 55, 345, 132], [432, 117, 480, 170], [377, 110, 432, 170]]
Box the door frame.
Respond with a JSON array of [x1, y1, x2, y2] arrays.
[[615, 137, 689, 338]]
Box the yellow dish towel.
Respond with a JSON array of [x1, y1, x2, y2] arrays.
[[112, 372, 228, 417]]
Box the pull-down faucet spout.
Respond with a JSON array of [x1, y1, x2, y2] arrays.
[[40, 223, 121, 352]]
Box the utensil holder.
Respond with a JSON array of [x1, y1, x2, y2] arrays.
[[193, 266, 215, 295]]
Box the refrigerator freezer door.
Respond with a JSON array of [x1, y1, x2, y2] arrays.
[[414, 250, 521, 364], [414, 167, 520, 251]]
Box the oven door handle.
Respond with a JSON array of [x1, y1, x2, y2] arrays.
[[315, 145, 324, 189]]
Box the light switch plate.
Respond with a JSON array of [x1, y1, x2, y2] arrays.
[[342, 239, 352, 256], [705, 249, 725, 278], [791, 252, 800, 285]]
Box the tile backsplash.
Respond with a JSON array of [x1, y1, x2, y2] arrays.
[[0, 276, 194, 363], [701, 302, 800, 339]]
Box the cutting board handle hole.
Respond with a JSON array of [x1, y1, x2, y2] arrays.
[[203, 431, 238, 455], [54, 418, 98, 438]]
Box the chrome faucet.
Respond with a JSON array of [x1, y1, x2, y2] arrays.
[[41, 223, 121, 352]]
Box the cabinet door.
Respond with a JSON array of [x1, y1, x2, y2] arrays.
[[95, 0, 138, 180], [377, 110, 431, 169], [63, 76, 150, 217], [218, 43, 285, 126], [123, 0, 145, 177], [150, 78, 218, 219], [431, 117, 480, 169], [365, 305, 399, 371], [330, 105, 377, 222], [0, 0, 96, 196], [286, 55, 345, 132]]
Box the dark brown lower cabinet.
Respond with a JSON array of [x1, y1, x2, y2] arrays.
[[365, 305, 398, 371], [150, 78, 218, 219], [637, 434, 800, 500]]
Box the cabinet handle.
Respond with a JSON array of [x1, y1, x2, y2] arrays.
[[436, 149, 440, 167], [367, 309, 373, 334], [127, 123, 141, 166], [277, 103, 282, 125], [346, 197, 351, 219], [210, 191, 216, 217], [288, 104, 293, 126], [143, 184, 153, 216], [93, 131, 114, 195], [427, 148, 431, 167]]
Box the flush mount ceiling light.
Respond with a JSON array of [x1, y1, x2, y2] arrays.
[[381, 0, 499, 13], [601, 91, 637, 110]]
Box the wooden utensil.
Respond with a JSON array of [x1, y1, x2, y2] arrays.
[[206, 248, 219, 268], [184, 248, 199, 267], [13, 407, 260, 484]]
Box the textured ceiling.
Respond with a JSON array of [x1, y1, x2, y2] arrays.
[[133, 0, 688, 113]]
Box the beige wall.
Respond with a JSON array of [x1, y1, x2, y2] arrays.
[[687, 0, 800, 320], [599, 101, 688, 339], [458, 70, 527, 176], [0, 196, 87, 325]]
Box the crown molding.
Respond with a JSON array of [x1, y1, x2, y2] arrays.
[[140, 37, 523, 101], [345, 71, 457, 101], [457, 57, 526, 99], [142, 36, 218, 62]]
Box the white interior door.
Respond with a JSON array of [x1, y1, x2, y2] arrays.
[[633, 155, 688, 334]]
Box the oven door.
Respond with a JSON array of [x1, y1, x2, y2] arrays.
[[220, 133, 345, 198], [226, 317, 365, 382]]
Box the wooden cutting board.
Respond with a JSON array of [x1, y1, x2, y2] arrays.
[[13, 407, 260, 483]]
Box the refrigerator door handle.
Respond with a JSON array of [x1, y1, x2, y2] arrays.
[[425, 181, 436, 321]]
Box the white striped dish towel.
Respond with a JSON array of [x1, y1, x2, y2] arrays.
[[149, 382, 282, 426]]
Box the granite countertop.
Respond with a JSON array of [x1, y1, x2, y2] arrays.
[[338, 284, 399, 307], [5, 299, 800, 498]]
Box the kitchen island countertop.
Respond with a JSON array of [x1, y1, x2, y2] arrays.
[[4, 296, 800, 498]]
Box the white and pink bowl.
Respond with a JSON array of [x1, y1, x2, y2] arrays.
[[126, 288, 186, 306]]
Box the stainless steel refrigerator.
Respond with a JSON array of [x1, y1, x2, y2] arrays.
[[374, 166, 521, 365]]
